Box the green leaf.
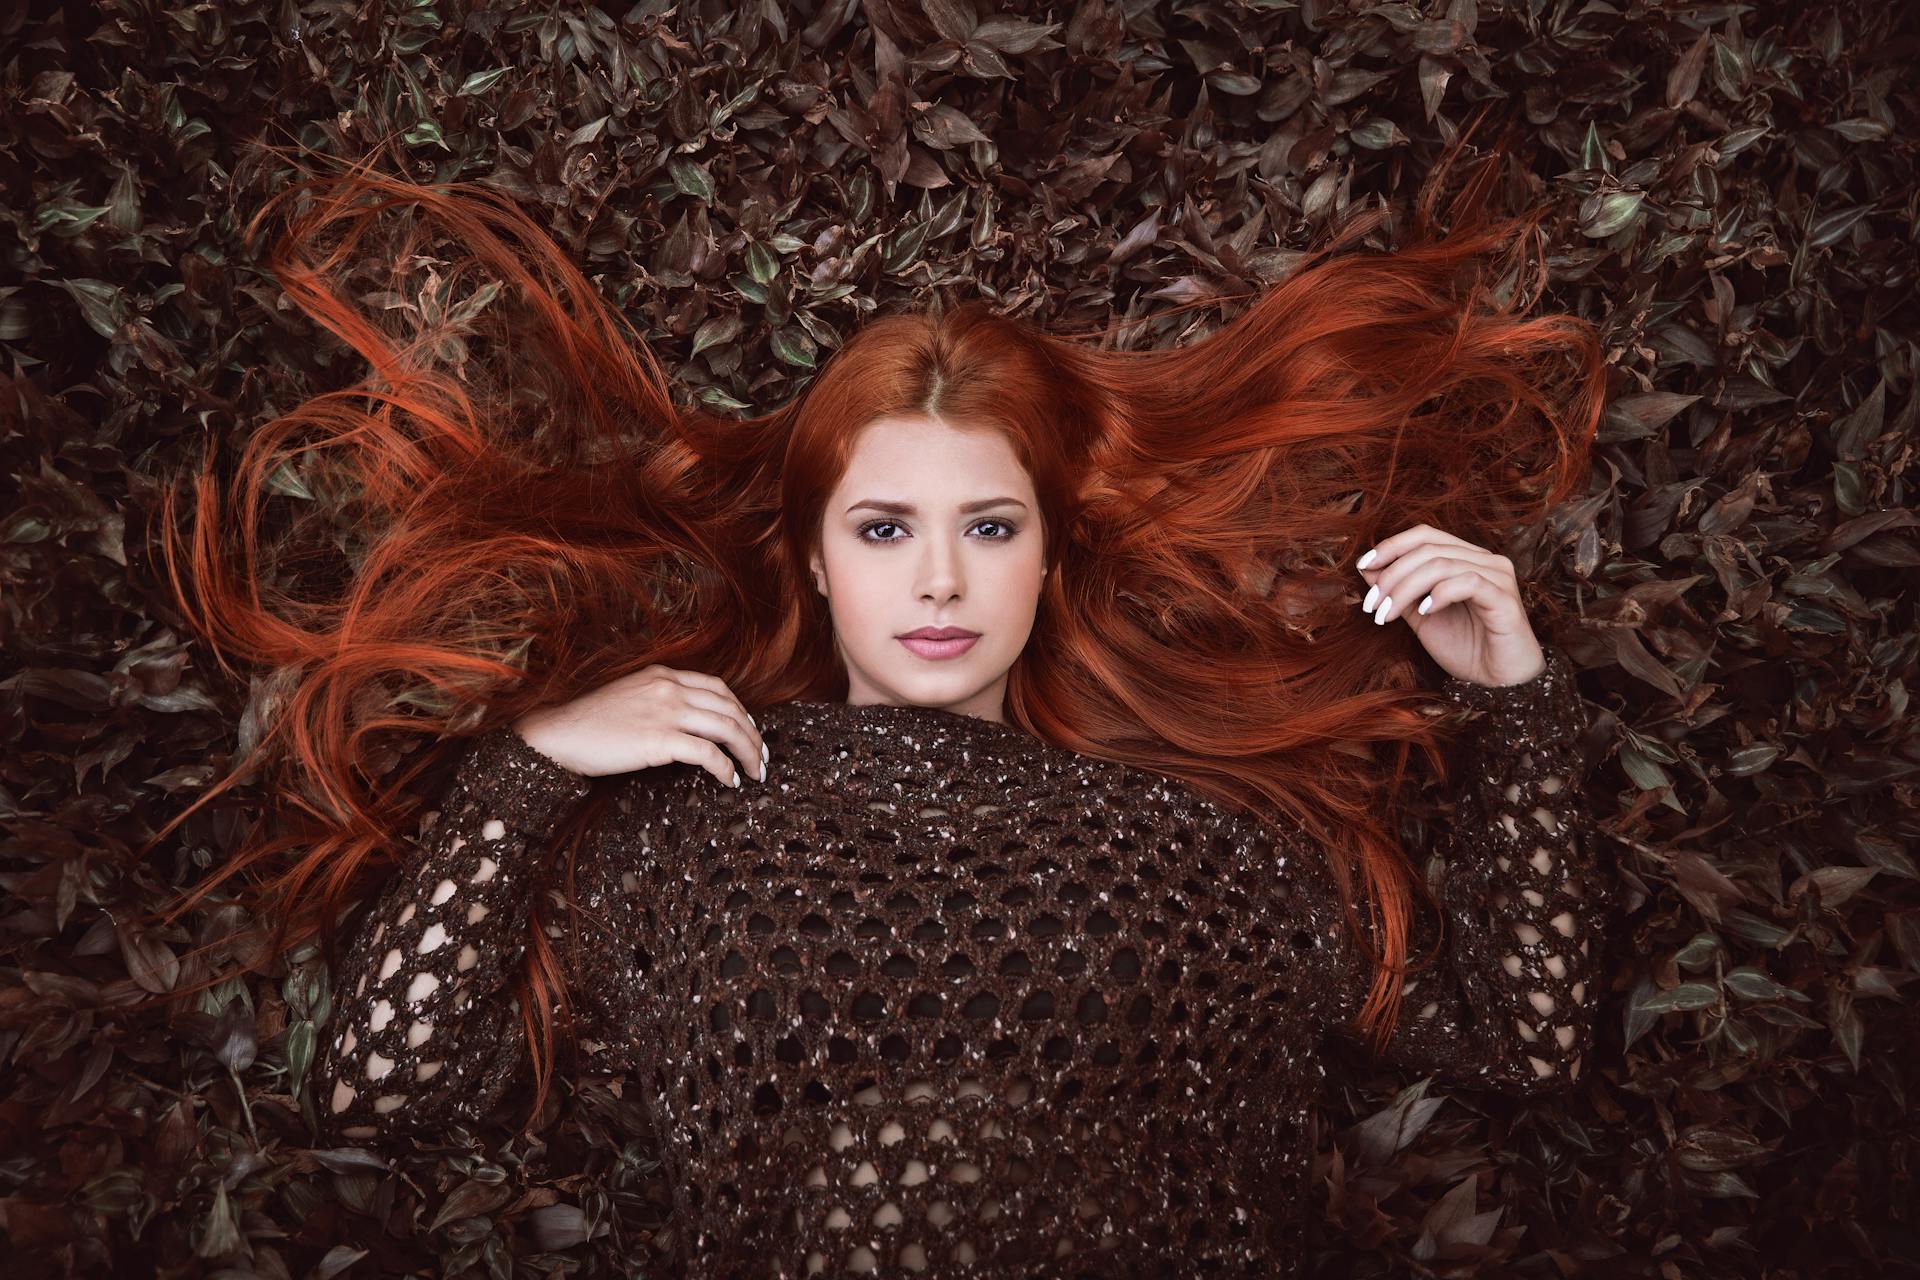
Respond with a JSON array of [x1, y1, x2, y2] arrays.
[[1602, 391, 1699, 441], [670, 159, 715, 203], [1618, 742, 1673, 792], [971, 16, 1061, 54], [314, 1246, 371, 1280], [286, 1020, 316, 1097], [1827, 117, 1889, 142], [1348, 118, 1405, 150], [79, 1168, 145, 1215], [1673, 932, 1721, 970], [444, 278, 503, 329], [1725, 744, 1780, 776], [807, 281, 859, 303], [923, 0, 976, 42], [1682, 1170, 1759, 1199], [883, 220, 931, 274], [1723, 967, 1792, 1001], [746, 241, 780, 285], [713, 82, 760, 125], [730, 272, 767, 304], [1581, 191, 1645, 238], [1828, 990, 1862, 1072], [848, 169, 875, 224], [695, 384, 752, 411], [770, 326, 817, 368], [1580, 119, 1609, 172], [1674, 1124, 1769, 1171], [265, 460, 314, 501], [106, 166, 142, 233], [1720, 908, 1793, 949], [213, 994, 257, 1072], [1717, 125, 1769, 158], [1636, 982, 1720, 1014], [53, 278, 123, 339], [1623, 977, 1661, 1048], [1710, 35, 1748, 97], [1855, 833, 1917, 879], [1800, 865, 1878, 909], [194, 1181, 244, 1259], [1749, 1003, 1823, 1030], [457, 66, 511, 95], [37, 202, 114, 237], [566, 115, 609, 147], [911, 103, 991, 150], [1206, 70, 1263, 96], [690, 311, 742, 359], [1807, 204, 1869, 249]]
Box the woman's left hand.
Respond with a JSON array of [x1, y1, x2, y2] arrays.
[[1354, 524, 1547, 688]]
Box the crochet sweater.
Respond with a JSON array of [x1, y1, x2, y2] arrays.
[[314, 645, 1609, 1277]]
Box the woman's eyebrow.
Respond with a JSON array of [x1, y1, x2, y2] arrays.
[[845, 497, 1029, 515]]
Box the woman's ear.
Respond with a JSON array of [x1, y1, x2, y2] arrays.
[[809, 550, 827, 597]]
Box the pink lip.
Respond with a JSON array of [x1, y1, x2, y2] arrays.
[[898, 634, 979, 659]]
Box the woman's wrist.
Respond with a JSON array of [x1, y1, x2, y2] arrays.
[[510, 708, 581, 775]]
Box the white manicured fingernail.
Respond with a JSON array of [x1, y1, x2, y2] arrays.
[[1357, 548, 1376, 569], [1374, 595, 1390, 624], [1418, 595, 1432, 615], [731, 769, 741, 787], [1362, 584, 1379, 612]]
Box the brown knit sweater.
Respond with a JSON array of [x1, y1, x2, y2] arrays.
[[314, 645, 1609, 1277]]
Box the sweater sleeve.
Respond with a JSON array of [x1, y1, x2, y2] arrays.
[[1323, 644, 1613, 1097], [312, 723, 595, 1143]]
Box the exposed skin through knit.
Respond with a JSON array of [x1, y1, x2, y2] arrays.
[[315, 644, 1608, 1276]]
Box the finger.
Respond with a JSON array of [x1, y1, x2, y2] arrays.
[[1357, 525, 1498, 575], [1364, 541, 1512, 608], [1379, 565, 1505, 626], [681, 689, 766, 781], [673, 712, 748, 787], [1362, 539, 1508, 589], [1394, 569, 1490, 627], [663, 666, 728, 696], [1365, 554, 1487, 623], [678, 702, 764, 784], [665, 672, 767, 773]]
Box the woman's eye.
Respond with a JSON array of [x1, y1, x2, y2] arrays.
[[857, 519, 1018, 542]]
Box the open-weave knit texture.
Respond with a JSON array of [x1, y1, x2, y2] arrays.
[[315, 644, 1610, 1277]]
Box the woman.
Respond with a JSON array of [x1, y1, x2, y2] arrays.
[[140, 125, 1611, 1275]]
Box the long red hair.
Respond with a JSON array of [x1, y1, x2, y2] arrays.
[[130, 114, 1603, 1134]]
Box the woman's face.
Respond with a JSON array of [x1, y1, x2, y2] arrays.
[[810, 413, 1047, 724]]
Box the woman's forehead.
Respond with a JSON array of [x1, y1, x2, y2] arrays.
[[839, 414, 1031, 481]]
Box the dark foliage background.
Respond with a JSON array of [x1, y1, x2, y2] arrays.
[[3, 0, 1918, 1275]]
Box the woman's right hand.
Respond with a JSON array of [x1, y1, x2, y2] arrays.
[[509, 665, 769, 787]]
